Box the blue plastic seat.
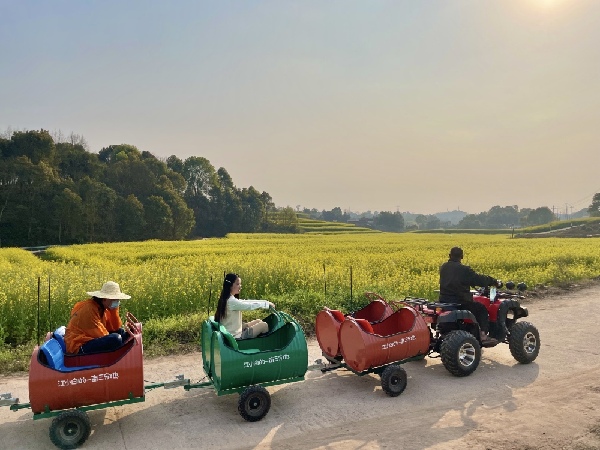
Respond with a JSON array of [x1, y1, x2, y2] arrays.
[[39, 338, 100, 372], [40, 339, 64, 370], [52, 329, 67, 353]]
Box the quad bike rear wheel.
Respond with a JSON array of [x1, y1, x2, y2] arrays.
[[440, 330, 481, 377], [238, 385, 271, 422], [49, 409, 91, 449], [508, 321, 540, 364], [380, 364, 408, 397]]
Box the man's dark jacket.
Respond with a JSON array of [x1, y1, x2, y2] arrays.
[[439, 259, 496, 303]]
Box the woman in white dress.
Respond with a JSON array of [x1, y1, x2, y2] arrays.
[[214, 273, 275, 339]]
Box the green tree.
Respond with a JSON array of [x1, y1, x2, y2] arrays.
[[486, 205, 519, 228], [166, 155, 184, 174], [4, 129, 56, 164], [266, 207, 299, 232], [214, 168, 243, 235], [589, 193, 600, 217], [373, 211, 404, 232], [7, 158, 62, 245], [115, 194, 146, 242], [182, 157, 218, 236], [415, 214, 440, 229], [157, 175, 195, 239], [457, 214, 483, 229], [105, 158, 156, 198], [56, 142, 104, 181], [526, 207, 555, 225], [239, 186, 268, 232], [144, 195, 174, 239], [322, 207, 347, 222], [78, 177, 118, 242], [54, 187, 84, 244], [98, 144, 142, 164]]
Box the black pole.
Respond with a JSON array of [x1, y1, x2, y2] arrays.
[[37, 277, 41, 346], [207, 276, 213, 316], [350, 266, 353, 306], [48, 275, 51, 332], [323, 263, 326, 299]]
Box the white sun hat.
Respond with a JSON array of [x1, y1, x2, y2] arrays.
[[87, 281, 131, 300]]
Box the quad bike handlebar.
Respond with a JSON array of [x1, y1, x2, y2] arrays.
[[476, 281, 527, 300]]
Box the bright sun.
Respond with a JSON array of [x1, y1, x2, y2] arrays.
[[534, 0, 563, 9]]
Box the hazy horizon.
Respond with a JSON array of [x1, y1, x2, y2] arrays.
[[2, 1, 599, 215]]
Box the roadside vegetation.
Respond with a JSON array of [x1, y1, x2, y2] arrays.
[[515, 217, 600, 234]]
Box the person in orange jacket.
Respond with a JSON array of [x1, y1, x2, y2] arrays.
[[64, 281, 131, 354]]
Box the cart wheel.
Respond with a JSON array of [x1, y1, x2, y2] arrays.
[[238, 385, 271, 422], [380, 364, 407, 397], [49, 409, 91, 449]]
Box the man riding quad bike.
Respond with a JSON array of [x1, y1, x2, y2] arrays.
[[406, 280, 540, 376]]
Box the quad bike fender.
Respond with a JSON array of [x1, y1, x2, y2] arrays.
[[435, 310, 479, 331], [497, 299, 529, 320], [489, 300, 528, 342]]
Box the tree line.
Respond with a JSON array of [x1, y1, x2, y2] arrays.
[[305, 204, 562, 231], [2, 129, 591, 247], [0, 129, 298, 247]]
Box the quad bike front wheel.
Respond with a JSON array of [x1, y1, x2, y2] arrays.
[[49, 409, 91, 449], [380, 364, 408, 397], [508, 321, 540, 364], [440, 330, 481, 377], [238, 385, 271, 422]]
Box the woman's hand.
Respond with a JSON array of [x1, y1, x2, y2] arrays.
[[268, 301, 276, 309]]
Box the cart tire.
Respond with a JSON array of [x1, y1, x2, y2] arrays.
[[49, 409, 91, 449], [238, 385, 271, 422], [440, 330, 481, 377], [380, 364, 407, 397], [509, 321, 540, 364]]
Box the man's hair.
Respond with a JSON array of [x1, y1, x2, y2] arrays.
[[449, 247, 463, 259]]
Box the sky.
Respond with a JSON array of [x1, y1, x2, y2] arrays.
[[1, 0, 599, 215]]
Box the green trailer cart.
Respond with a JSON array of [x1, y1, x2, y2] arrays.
[[191, 309, 309, 421]]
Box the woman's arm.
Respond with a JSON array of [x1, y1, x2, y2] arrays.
[[227, 297, 274, 311]]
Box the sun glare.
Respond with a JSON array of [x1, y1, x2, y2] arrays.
[[534, 0, 563, 9]]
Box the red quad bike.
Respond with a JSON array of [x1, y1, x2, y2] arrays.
[[401, 281, 541, 377]]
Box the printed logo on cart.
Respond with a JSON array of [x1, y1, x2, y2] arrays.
[[381, 334, 417, 350], [57, 372, 119, 387], [243, 354, 290, 368]]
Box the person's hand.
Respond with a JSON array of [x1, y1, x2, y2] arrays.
[[268, 301, 275, 309]]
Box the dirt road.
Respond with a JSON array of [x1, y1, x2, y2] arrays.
[[2, 285, 600, 450]]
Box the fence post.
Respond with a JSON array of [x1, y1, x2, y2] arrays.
[[37, 277, 41, 346], [207, 276, 213, 316], [48, 275, 51, 332], [350, 266, 353, 308], [323, 263, 327, 299]]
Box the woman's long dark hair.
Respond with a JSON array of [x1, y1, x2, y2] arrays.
[[214, 273, 238, 322]]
